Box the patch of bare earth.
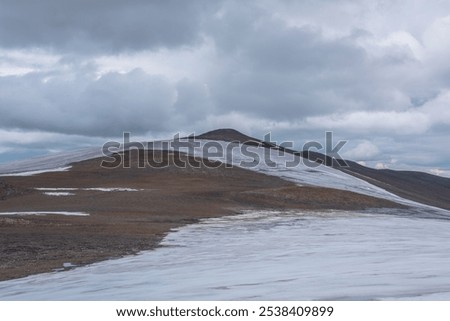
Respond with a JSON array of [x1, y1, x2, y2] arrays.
[[0, 150, 402, 281]]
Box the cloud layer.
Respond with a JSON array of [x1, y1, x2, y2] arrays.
[[1, 0, 450, 172]]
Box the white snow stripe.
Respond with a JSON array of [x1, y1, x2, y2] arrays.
[[0, 211, 89, 216]]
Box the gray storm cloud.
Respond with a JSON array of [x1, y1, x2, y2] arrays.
[[0, 0, 450, 169], [0, 0, 218, 53]]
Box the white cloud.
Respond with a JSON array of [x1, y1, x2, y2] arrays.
[[356, 31, 424, 61], [375, 162, 388, 169], [429, 168, 450, 178], [343, 141, 379, 161], [0, 48, 61, 76], [0, 129, 59, 144], [421, 90, 450, 125], [93, 41, 216, 82]]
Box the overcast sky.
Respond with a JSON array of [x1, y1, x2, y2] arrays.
[[1, 0, 449, 174]]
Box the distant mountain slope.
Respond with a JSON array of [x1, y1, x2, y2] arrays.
[[342, 162, 450, 211], [302, 151, 450, 211], [197, 129, 450, 211]]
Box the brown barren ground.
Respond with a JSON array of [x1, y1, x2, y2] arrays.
[[0, 150, 401, 281]]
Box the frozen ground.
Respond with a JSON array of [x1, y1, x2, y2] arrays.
[[0, 209, 449, 300]]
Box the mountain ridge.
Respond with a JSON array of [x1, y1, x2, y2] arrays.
[[194, 128, 450, 210]]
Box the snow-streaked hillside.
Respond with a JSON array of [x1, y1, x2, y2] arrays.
[[1, 139, 450, 300], [2, 139, 447, 213]]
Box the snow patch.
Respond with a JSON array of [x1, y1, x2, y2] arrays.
[[35, 187, 142, 192], [43, 192, 75, 196], [35, 188, 78, 191], [83, 187, 142, 192], [0, 211, 89, 216], [0, 166, 72, 177], [1, 210, 450, 300]]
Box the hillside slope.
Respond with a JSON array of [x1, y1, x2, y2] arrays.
[[197, 129, 449, 210]]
